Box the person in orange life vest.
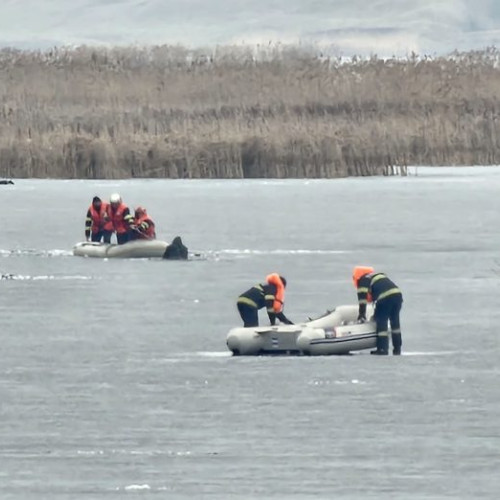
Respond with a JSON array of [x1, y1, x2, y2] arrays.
[[237, 273, 293, 327], [106, 193, 135, 245], [353, 266, 403, 356], [85, 196, 113, 243], [131, 206, 156, 240]]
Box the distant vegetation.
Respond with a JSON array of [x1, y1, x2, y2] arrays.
[[0, 44, 499, 178]]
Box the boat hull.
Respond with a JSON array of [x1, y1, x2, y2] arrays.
[[73, 240, 168, 258], [226, 304, 377, 356]]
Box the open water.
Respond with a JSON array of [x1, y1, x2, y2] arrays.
[[1, 167, 499, 499]]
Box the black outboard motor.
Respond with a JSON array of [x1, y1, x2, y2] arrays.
[[163, 236, 188, 260]]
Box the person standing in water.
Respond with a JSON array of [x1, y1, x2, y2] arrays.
[[131, 206, 156, 240], [106, 193, 135, 245], [352, 266, 403, 355], [237, 273, 294, 327], [85, 196, 113, 243]]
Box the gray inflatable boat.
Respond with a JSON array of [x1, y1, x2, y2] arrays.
[[73, 240, 169, 258], [73, 236, 190, 259], [226, 304, 377, 356]]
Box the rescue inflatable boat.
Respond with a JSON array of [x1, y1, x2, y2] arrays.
[[226, 304, 377, 356], [73, 239, 168, 259]]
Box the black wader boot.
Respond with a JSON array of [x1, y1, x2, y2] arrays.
[[371, 335, 389, 355], [392, 332, 402, 355]]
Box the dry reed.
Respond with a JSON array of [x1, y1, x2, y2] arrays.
[[0, 45, 499, 178]]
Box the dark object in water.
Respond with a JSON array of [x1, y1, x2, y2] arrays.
[[163, 236, 188, 260], [0, 180, 14, 185]]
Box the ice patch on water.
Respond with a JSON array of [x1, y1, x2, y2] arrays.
[[194, 351, 232, 358], [117, 484, 175, 492], [77, 450, 104, 456], [188, 251, 211, 260], [219, 248, 349, 255], [0, 248, 73, 257], [78, 449, 192, 457], [1, 274, 94, 281], [1, 247, 347, 260], [124, 484, 151, 491], [309, 379, 367, 385], [402, 351, 459, 356], [155, 352, 232, 364]]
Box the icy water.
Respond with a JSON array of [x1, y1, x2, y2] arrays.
[[1, 167, 499, 499]]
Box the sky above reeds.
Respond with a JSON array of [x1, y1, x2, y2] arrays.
[[1, 0, 499, 55]]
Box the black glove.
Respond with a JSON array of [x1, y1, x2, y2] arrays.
[[276, 312, 293, 325], [357, 315, 366, 323]]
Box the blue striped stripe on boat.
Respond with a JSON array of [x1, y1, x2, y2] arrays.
[[310, 332, 377, 345]]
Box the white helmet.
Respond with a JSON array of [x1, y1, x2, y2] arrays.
[[110, 193, 121, 204]]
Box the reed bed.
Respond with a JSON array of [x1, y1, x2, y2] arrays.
[[0, 45, 499, 178]]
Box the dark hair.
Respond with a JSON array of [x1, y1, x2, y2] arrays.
[[92, 196, 101, 203], [279, 276, 287, 287]]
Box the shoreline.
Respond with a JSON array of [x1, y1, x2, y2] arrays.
[[4, 165, 500, 183]]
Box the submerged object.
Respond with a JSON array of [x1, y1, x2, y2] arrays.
[[226, 304, 377, 356], [162, 236, 188, 260]]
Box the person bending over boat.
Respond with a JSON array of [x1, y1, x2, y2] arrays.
[[85, 196, 113, 243], [237, 273, 294, 327], [130, 206, 156, 240], [106, 193, 135, 245], [353, 266, 403, 356]]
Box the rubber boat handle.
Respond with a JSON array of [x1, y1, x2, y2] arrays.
[[255, 328, 302, 335]]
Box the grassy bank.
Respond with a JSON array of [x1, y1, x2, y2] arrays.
[[0, 45, 499, 178]]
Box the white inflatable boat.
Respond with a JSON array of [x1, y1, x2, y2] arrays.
[[73, 240, 168, 258], [226, 304, 377, 356]]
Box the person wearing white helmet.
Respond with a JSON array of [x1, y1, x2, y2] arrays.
[[106, 193, 135, 244]]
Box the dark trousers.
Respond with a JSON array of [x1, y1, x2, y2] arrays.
[[91, 230, 112, 243], [237, 303, 259, 327], [116, 232, 130, 245], [374, 294, 403, 353], [91, 231, 102, 242]]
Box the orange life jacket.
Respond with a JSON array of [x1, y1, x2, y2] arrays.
[[89, 202, 113, 233], [353, 266, 375, 302], [107, 203, 131, 234], [352, 266, 375, 287], [266, 273, 285, 313], [134, 214, 156, 239]]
